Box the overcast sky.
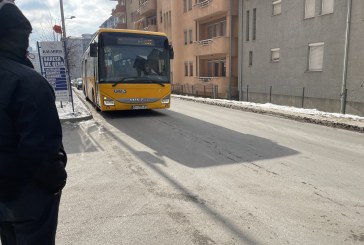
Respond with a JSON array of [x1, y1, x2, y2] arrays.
[[15, 0, 116, 50]]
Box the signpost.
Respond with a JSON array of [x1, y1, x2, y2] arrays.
[[38, 41, 69, 102]]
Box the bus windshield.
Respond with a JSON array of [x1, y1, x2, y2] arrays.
[[99, 32, 170, 84]]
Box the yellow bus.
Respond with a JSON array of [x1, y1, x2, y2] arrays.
[[81, 29, 174, 111]]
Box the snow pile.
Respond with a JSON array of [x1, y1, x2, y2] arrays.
[[56, 90, 91, 121], [173, 95, 364, 121]]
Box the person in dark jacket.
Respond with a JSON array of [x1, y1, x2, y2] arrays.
[[0, 1, 67, 244]]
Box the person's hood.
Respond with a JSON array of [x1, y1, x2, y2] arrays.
[[0, 1, 33, 67]]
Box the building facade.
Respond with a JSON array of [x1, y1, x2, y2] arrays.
[[125, 0, 239, 99], [66, 34, 92, 79], [240, 0, 364, 115], [111, 0, 127, 29], [108, 0, 364, 116]]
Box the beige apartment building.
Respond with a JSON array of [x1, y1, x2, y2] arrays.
[[121, 0, 239, 99]]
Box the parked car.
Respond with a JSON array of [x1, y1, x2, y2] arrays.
[[76, 78, 82, 90]]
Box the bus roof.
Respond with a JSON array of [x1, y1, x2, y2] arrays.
[[97, 28, 167, 38]]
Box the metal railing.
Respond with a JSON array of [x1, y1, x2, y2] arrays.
[[194, 0, 213, 8]]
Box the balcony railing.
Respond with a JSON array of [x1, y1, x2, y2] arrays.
[[139, 0, 156, 17], [193, 0, 237, 21], [144, 25, 157, 32], [194, 36, 229, 56]]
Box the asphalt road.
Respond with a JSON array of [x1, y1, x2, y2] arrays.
[[57, 98, 364, 245]]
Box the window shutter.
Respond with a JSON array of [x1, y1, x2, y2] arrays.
[[305, 0, 315, 18], [309, 43, 324, 71], [273, 0, 282, 15], [271, 48, 280, 62], [322, 0, 334, 14]]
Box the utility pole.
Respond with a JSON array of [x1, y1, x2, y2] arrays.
[[59, 0, 75, 113], [340, 0, 352, 114]]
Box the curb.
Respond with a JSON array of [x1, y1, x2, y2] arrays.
[[60, 115, 93, 123], [172, 95, 364, 133]]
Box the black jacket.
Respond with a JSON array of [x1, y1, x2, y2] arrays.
[[0, 57, 67, 200], [0, 2, 67, 200]]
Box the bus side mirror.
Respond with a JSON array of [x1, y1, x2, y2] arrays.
[[90, 43, 98, 57], [169, 45, 174, 60]]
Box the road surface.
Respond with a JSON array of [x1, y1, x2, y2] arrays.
[[57, 97, 364, 244]]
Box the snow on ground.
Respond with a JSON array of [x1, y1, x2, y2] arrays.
[[173, 95, 364, 122], [56, 89, 91, 121]]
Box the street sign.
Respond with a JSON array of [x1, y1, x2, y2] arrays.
[[38, 41, 69, 102]]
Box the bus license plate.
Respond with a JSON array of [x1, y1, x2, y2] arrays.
[[132, 105, 147, 110]]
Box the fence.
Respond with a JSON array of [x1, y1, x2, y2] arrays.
[[172, 84, 219, 99], [172, 82, 364, 115]]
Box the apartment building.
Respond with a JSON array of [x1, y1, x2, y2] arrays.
[[100, 1, 127, 30], [66, 34, 92, 79], [124, 0, 239, 99], [240, 0, 364, 115]]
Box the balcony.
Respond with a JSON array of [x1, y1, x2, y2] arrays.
[[193, 0, 236, 21], [194, 36, 237, 57], [134, 17, 146, 30], [116, 23, 127, 29], [139, 0, 156, 17], [144, 25, 157, 32], [112, 4, 126, 16], [131, 10, 141, 22]]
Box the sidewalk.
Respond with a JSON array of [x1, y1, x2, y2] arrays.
[[173, 95, 364, 133]]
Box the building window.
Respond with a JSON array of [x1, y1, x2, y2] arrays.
[[184, 0, 192, 12], [214, 62, 219, 76], [184, 62, 188, 76], [184, 30, 188, 45], [169, 11, 171, 29], [207, 59, 226, 77], [305, 0, 315, 19], [308, 42, 324, 71], [246, 10, 250, 41], [249, 51, 253, 66], [273, 0, 282, 16], [189, 62, 193, 76], [160, 10, 162, 23], [188, 0, 192, 11], [189, 29, 193, 44], [271, 48, 280, 62], [321, 0, 334, 15], [221, 61, 226, 76], [253, 8, 257, 41], [208, 61, 213, 77], [206, 20, 226, 39]]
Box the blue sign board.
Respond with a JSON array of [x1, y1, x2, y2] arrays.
[[39, 41, 69, 102]]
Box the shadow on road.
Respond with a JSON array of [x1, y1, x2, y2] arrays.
[[102, 109, 298, 168], [62, 121, 104, 154]]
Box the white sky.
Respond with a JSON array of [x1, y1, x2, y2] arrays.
[[15, 0, 116, 50]]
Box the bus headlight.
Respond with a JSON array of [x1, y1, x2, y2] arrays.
[[161, 96, 170, 104], [103, 97, 115, 106]]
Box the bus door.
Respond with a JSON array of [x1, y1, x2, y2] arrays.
[[94, 56, 100, 107]]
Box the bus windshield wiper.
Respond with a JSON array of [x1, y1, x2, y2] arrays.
[[111, 77, 140, 87], [149, 81, 165, 87]]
